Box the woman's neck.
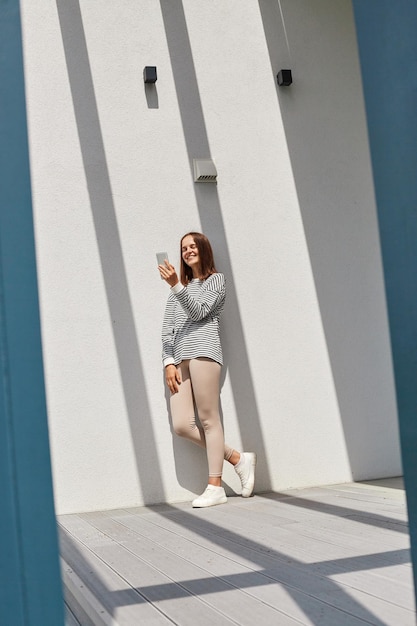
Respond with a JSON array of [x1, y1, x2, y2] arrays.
[[192, 266, 203, 279]]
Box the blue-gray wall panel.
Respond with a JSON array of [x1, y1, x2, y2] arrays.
[[353, 0, 417, 601], [0, 1, 64, 624]]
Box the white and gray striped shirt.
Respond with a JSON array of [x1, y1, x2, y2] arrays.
[[162, 273, 226, 367]]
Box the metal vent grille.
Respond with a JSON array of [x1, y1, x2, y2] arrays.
[[197, 174, 217, 182], [193, 159, 217, 183]]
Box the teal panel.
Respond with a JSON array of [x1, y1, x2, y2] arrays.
[[0, 1, 64, 624], [353, 0, 417, 601], [0, 354, 26, 623]]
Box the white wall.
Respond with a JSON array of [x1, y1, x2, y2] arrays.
[[20, 0, 401, 514]]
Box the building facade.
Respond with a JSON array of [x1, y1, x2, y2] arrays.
[[20, 0, 400, 514]]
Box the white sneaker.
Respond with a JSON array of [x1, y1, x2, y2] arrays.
[[234, 452, 257, 497], [192, 485, 227, 508]]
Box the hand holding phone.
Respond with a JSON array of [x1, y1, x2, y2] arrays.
[[157, 252, 179, 287]]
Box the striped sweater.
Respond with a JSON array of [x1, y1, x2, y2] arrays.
[[162, 273, 226, 367]]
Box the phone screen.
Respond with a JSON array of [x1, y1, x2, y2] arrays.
[[156, 252, 169, 266]]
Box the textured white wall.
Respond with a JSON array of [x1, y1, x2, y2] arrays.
[[20, 0, 401, 514]]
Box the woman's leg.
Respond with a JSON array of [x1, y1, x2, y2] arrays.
[[170, 359, 256, 499], [188, 358, 225, 480], [170, 361, 236, 460], [170, 360, 206, 449], [188, 358, 256, 497]]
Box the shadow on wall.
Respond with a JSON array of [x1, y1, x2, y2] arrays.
[[257, 0, 401, 480], [159, 0, 272, 493], [56, 0, 166, 504]]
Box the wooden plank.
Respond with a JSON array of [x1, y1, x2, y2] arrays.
[[218, 504, 403, 556], [112, 498, 412, 616], [227, 498, 409, 551], [292, 520, 408, 555], [58, 483, 415, 626], [108, 507, 414, 624], [76, 512, 298, 626], [256, 490, 408, 521], [236, 485, 407, 514], [264, 482, 406, 506], [307, 487, 407, 516], [220, 501, 409, 559], [358, 478, 404, 490], [61, 516, 243, 626], [81, 510, 378, 626], [146, 504, 393, 566], [63, 559, 112, 626], [64, 603, 81, 626], [59, 525, 172, 625]]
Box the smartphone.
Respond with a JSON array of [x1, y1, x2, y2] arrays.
[[156, 252, 169, 278], [156, 252, 169, 266]]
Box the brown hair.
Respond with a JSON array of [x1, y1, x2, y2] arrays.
[[180, 232, 217, 285]]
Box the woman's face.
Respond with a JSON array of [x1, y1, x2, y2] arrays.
[[181, 235, 200, 271]]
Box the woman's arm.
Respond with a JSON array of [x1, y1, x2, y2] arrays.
[[161, 295, 181, 393], [161, 294, 176, 366], [174, 273, 225, 321]]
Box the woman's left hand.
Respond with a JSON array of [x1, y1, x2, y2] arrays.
[[158, 260, 180, 287]]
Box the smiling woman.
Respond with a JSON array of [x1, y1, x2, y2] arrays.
[[158, 232, 256, 508], [181, 235, 200, 273], [179, 232, 217, 283]]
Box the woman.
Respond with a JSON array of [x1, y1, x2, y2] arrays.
[[158, 231, 256, 508]]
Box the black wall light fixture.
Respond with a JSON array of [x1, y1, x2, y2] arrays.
[[143, 66, 157, 83], [277, 69, 292, 86]]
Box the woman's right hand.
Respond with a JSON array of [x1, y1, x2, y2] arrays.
[[159, 260, 180, 287], [165, 364, 181, 394]]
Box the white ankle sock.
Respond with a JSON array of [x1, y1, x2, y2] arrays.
[[235, 453, 244, 468]]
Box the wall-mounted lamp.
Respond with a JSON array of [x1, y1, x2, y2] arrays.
[[277, 69, 292, 86], [143, 66, 157, 83], [193, 158, 217, 183]]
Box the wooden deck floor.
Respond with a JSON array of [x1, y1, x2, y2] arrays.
[[59, 478, 415, 625]]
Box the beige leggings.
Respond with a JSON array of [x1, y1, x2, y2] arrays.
[[170, 358, 234, 477]]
